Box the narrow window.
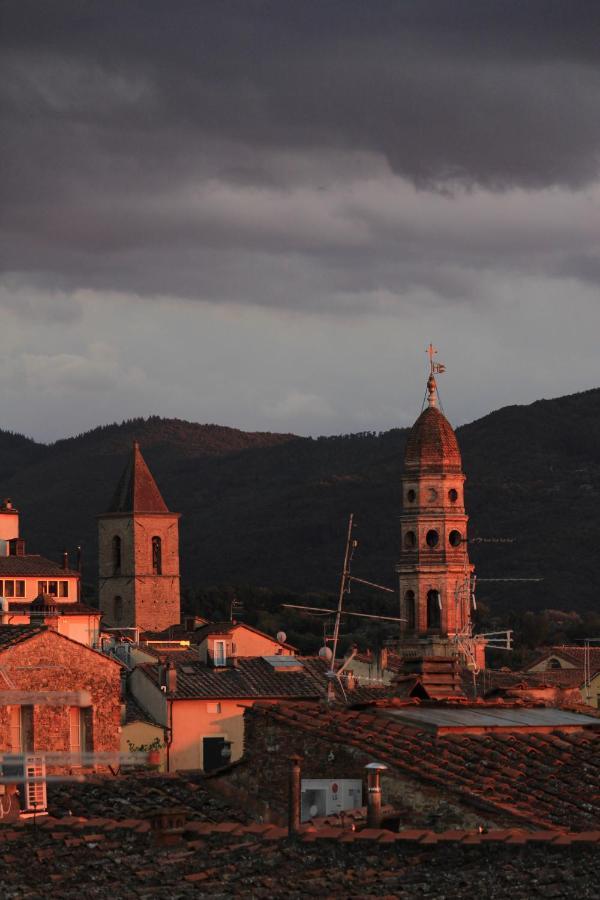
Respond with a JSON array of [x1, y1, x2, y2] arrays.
[[69, 707, 83, 755], [21, 706, 34, 752], [427, 590, 442, 629], [152, 536, 162, 575], [16, 581, 25, 598], [113, 595, 123, 622], [4, 580, 14, 598], [9, 707, 21, 751], [112, 535, 122, 573], [0, 581, 3, 597], [405, 591, 416, 631], [48, 581, 58, 596], [59, 581, 68, 598], [213, 640, 227, 667], [38, 581, 47, 595]]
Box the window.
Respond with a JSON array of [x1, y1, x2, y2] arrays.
[[426, 529, 439, 548], [405, 591, 416, 631], [48, 581, 58, 596], [59, 581, 68, 598], [16, 581, 25, 598], [4, 580, 14, 598], [449, 530, 462, 547], [10, 705, 34, 752], [38, 581, 47, 595], [448, 488, 458, 502], [548, 659, 562, 670], [207, 702, 222, 714], [152, 536, 162, 575], [406, 489, 416, 503], [427, 590, 442, 629], [69, 707, 92, 757], [112, 535, 122, 573], [113, 595, 123, 622], [404, 530, 416, 549], [213, 640, 227, 667]]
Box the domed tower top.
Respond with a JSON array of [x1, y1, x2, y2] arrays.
[[404, 346, 461, 473]]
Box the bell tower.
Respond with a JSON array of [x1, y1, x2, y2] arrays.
[[396, 348, 475, 659], [98, 441, 181, 633]]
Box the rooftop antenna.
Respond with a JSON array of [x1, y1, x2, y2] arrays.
[[282, 513, 405, 700]]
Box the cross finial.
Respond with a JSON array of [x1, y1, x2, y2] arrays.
[[427, 343, 438, 375]]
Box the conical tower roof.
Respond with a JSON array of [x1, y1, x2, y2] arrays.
[[107, 441, 169, 513]]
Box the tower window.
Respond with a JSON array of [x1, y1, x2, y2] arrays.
[[426, 530, 439, 548], [427, 590, 442, 629], [113, 595, 123, 622], [406, 489, 416, 503], [449, 530, 462, 547], [405, 591, 416, 630], [112, 535, 122, 573], [152, 536, 162, 575], [448, 489, 458, 502], [404, 530, 416, 549]]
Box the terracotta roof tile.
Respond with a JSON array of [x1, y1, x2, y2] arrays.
[[0, 555, 80, 577], [404, 406, 462, 473]]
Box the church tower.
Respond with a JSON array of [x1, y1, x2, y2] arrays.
[[396, 350, 476, 660], [98, 442, 181, 633]]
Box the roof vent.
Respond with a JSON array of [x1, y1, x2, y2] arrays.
[[262, 655, 304, 672]]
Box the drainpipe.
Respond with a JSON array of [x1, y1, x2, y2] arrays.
[[288, 754, 303, 836], [365, 762, 388, 829], [166, 699, 173, 773]]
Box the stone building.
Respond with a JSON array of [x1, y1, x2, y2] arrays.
[[396, 364, 484, 668], [98, 442, 180, 633], [0, 625, 122, 766]]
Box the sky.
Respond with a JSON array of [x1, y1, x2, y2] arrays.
[[1, 1, 600, 442]]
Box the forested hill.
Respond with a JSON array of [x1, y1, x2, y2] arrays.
[[1, 388, 599, 616]]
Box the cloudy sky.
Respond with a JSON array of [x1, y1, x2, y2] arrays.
[[2, 1, 599, 442]]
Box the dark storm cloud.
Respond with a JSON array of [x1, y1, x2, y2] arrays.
[[1, 0, 600, 309]]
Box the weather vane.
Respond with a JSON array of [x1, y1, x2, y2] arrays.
[[427, 342, 446, 376]]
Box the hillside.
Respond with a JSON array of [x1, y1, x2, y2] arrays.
[[1, 389, 600, 618]]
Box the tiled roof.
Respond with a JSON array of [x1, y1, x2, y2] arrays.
[[139, 655, 393, 702], [124, 695, 161, 726], [190, 621, 298, 650], [404, 406, 462, 472], [529, 646, 600, 673], [47, 771, 249, 822], [0, 555, 80, 577], [106, 441, 170, 514], [8, 601, 101, 617], [249, 701, 600, 831], [0, 624, 45, 651], [0, 816, 599, 898]]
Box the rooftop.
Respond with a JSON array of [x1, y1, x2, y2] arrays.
[[0, 817, 598, 898], [106, 441, 170, 515], [249, 700, 600, 831], [0, 555, 80, 577]]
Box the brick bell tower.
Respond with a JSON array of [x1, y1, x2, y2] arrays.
[[98, 441, 181, 633], [396, 348, 476, 660]]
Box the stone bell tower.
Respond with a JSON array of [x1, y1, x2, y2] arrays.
[[396, 349, 479, 663], [98, 442, 181, 633]]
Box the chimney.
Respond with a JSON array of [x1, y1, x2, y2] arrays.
[[288, 754, 303, 836], [166, 660, 177, 694], [157, 657, 166, 690], [62, 550, 69, 570], [365, 762, 388, 829], [76, 545, 82, 572], [345, 670, 356, 691]]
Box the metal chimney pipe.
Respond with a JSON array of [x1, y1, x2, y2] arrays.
[[62, 550, 69, 570], [365, 762, 388, 829], [288, 754, 303, 835]]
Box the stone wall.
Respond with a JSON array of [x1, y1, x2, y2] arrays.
[[0, 629, 121, 761]]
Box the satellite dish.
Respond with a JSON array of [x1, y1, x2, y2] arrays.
[[319, 646, 333, 662], [276, 631, 287, 645]]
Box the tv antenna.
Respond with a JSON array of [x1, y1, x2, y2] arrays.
[[282, 513, 404, 700]]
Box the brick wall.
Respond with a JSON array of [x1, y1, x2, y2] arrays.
[[0, 630, 121, 760]]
